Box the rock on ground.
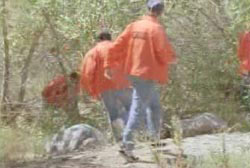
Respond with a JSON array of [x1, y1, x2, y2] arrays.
[[45, 124, 107, 155], [180, 113, 227, 137]]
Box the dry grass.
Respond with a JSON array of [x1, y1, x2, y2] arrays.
[[192, 151, 250, 168], [0, 124, 45, 167]]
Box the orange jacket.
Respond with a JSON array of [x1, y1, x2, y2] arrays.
[[104, 15, 176, 84], [42, 75, 79, 108], [80, 41, 129, 99], [238, 31, 250, 74]]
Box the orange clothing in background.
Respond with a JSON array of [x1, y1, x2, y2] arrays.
[[238, 31, 250, 74], [42, 75, 79, 108], [80, 41, 129, 99], [104, 15, 176, 84]]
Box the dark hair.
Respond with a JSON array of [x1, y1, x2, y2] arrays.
[[69, 72, 79, 80], [149, 3, 164, 15], [98, 31, 112, 41]]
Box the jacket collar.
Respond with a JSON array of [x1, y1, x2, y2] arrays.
[[141, 15, 159, 23], [98, 40, 112, 45]]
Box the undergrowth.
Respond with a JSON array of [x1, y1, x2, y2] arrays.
[[0, 124, 45, 167]]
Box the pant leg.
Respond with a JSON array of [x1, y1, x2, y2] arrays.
[[102, 90, 124, 141], [101, 90, 119, 121], [146, 89, 162, 140], [122, 76, 155, 150], [115, 88, 132, 124]]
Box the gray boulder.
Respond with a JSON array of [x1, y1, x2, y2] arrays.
[[46, 124, 106, 155], [180, 113, 227, 137]]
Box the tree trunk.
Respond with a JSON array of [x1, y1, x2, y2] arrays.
[[1, 0, 10, 115], [18, 27, 46, 103]]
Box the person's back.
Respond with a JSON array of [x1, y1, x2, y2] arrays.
[[42, 73, 80, 108], [80, 41, 116, 98], [105, 10, 175, 84], [42, 72, 81, 123], [238, 31, 250, 75], [125, 16, 175, 83], [80, 40, 129, 98], [42, 75, 68, 108]]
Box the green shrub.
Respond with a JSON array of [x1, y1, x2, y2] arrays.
[[0, 125, 45, 167]]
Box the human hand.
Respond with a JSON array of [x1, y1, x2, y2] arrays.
[[104, 68, 113, 80]]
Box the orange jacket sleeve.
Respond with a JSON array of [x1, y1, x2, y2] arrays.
[[238, 32, 248, 62], [238, 33, 245, 62], [104, 24, 132, 68], [153, 26, 176, 65], [237, 32, 250, 73], [80, 51, 98, 96]]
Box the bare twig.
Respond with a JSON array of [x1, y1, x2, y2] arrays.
[[193, 3, 235, 48]]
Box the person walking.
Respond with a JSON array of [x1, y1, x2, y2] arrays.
[[80, 30, 131, 141], [237, 30, 250, 109], [104, 0, 176, 161], [238, 31, 250, 76]]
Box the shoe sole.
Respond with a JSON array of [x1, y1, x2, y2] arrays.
[[119, 150, 139, 163]]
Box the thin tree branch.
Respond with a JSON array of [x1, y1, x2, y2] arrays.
[[1, 0, 11, 113], [42, 9, 67, 75], [18, 26, 47, 103]]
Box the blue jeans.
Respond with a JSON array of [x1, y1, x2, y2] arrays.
[[122, 76, 162, 151], [101, 88, 132, 125]]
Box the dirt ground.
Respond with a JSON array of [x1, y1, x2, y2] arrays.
[[6, 132, 250, 168], [6, 144, 161, 168]]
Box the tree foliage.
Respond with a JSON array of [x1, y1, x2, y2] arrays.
[[0, 0, 250, 130]]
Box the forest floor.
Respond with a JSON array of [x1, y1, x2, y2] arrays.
[[5, 132, 250, 168]]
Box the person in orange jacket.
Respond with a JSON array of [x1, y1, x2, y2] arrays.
[[104, 0, 176, 160], [238, 31, 250, 76], [237, 30, 250, 108], [79, 30, 132, 140], [42, 72, 81, 121]]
